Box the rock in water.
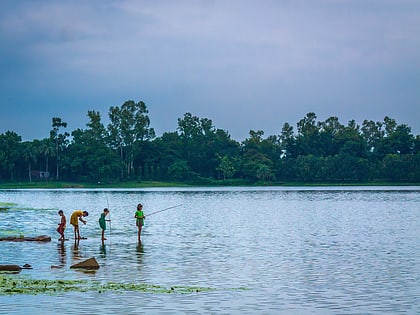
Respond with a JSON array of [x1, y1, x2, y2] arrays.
[[0, 235, 51, 242], [70, 257, 100, 270], [0, 265, 22, 272]]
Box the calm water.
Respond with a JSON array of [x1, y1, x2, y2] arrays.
[[0, 186, 419, 314]]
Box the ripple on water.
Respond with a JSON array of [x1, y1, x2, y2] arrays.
[[0, 187, 419, 314]]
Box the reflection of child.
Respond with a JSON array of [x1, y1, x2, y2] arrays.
[[99, 208, 110, 241], [134, 203, 146, 242], [57, 210, 66, 241]]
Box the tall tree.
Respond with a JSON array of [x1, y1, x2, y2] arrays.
[[64, 110, 120, 182], [296, 112, 320, 156], [279, 122, 296, 158], [361, 119, 384, 158], [39, 138, 54, 181], [22, 141, 38, 182], [50, 117, 69, 180], [317, 116, 344, 156], [240, 130, 276, 181], [0, 131, 22, 181], [177, 112, 239, 179], [107, 100, 155, 179]]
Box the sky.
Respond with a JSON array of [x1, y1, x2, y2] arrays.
[[1, 0, 419, 142]]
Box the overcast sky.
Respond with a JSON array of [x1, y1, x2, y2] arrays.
[[1, 0, 419, 141]]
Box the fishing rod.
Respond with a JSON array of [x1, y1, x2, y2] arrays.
[[105, 194, 111, 233], [147, 204, 183, 217]]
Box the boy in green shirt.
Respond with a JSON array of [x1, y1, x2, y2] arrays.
[[99, 208, 110, 241], [134, 203, 145, 242]]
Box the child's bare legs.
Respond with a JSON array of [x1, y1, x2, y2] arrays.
[[137, 226, 142, 242], [74, 225, 81, 239], [102, 229, 106, 240]]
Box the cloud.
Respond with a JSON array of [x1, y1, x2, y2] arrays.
[[0, 0, 419, 141]]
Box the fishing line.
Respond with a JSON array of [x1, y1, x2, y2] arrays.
[[103, 194, 112, 253], [105, 194, 111, 233], [147, 204, 183, 217]]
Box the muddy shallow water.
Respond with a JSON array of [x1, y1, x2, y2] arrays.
[[0, 186, 419, 314]]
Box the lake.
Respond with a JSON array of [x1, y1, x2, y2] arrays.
[[0, 186, 419, 314]]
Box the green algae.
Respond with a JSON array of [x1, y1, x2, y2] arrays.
[[0, 276, 89, 294], [0, 275, 243, 295], [0, 202, 17, 210], [0, 229, 25, 237], [0, 202, 52, 212]]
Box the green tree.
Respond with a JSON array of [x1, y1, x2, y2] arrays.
[[361, 119, 384, 157], [152, 132, 183, 180], [65, 111, 119, 182], [296, 112, 320, 156], [107, 100, 155, 179], [50, 117, 69, 180], [22, 141, 38, 182], [216, 155, 236, 180], [279, 122, 296, 158], [240, 130, 277, 181], [177, 113, 239, 179], [317, 116, 344, 156], [0, 131, 22, 181], [39, 138, 54, 181], [386, 124, 414, 154], [294, 155, 324, 182], [168, 160, 190, 181]]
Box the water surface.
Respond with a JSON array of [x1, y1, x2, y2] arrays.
[[0, 186, 419, 314]]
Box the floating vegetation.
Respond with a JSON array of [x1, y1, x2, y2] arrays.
[[0, 276, 89, 294], [0, 202, 17, 210], [0, 275, 242, 295], [0, 229, 25, 238], [0, 202, 52, 211]]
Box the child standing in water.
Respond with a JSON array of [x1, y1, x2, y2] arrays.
[[70, 210, 89, 240], [99, 208, 110, 241], [134, 203, 146, 242], [57, 210, 66, 241]]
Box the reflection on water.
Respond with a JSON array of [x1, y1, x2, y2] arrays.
[[0, 187, 419, 314], [57, 242, 66, 268], [71, 239, 81, 262], [99, 244, 107, 257]]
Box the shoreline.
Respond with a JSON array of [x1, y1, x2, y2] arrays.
[[0, 180, 418, 189]]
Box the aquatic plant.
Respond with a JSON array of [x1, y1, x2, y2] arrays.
[[0, 275, 244, 295], [0, 229, 25, 238], [0, 202, 17, 210]]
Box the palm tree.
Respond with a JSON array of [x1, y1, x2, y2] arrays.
[[40, 139, 54, 181], [22, 142, 38, 182]]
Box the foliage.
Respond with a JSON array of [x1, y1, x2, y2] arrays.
[[0, 101, 418, 184]]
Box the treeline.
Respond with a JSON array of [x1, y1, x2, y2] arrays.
[[0, 100, 419, 184]]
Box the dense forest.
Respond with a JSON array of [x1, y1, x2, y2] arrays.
[[0, 100, 419, 184]]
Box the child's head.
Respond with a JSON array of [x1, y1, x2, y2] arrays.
[[104, 208, 109, 214], [58, 210, 63, 215], [137, 203, 143, 210], [83, 211, 89, 217]]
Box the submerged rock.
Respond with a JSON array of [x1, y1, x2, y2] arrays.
[[0, 265, 21, 272], [70, 257, 100, 270], [0, 235, 51, 242], [0, 264, 32, 272]]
